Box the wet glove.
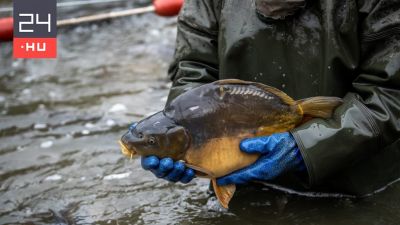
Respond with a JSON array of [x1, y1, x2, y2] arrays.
[[129, 123, 195, 183], [217, 132, 306, 186], [141, 156, 195, 183]]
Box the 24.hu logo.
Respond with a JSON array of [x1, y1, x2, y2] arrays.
[[13, 0, 57, 58]]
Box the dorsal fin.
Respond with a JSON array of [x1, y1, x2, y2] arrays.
[[216, 79, 252, 85], [215, 79, 295, 105]]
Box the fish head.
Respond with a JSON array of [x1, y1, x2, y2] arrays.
[[120, 111, 190, 160]]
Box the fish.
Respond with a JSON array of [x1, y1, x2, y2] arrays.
[[119, 79, 343, 208]]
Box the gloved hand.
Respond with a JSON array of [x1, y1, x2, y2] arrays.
[[129, 122, 195, 183], [217, 132, 306, 186], [141, 156, 195, 183]]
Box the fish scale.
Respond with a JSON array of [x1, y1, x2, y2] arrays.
[[225, 85, 273, 100]]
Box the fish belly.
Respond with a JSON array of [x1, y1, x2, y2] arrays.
[[184, 135, 259, 178], [184, 123, 297, 178]]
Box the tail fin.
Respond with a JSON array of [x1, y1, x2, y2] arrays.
[[296, 97, 343, 119]]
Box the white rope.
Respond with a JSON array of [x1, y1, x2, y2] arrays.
[[57, 5, 155, 27], [58, 0, 130, 7], [0, 7, 12, 13]]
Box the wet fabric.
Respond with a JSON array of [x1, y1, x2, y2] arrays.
[[167, 0, 400, 196], [255, 0, 306, 20]]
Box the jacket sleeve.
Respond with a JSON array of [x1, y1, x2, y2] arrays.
[[166, 0, 221, 103], [291, 0, 400, 187]]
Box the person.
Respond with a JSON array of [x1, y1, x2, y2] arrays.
[[139, 0, 400, 196]]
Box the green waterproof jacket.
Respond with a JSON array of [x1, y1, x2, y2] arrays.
[[166, 0, 400, 196]]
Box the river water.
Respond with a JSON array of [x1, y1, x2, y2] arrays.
[[1, 2, 400, 225]]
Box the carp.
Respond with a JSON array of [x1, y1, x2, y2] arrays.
[[119, 79, 342, 208]]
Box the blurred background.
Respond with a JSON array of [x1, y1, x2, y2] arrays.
[[1, 0, 400, 224]]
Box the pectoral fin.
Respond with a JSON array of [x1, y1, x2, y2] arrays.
[[185, 163, 215, 178], [212, 178, 236, 209]]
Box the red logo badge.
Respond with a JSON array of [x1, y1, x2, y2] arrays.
[[13, 0, 57, 58]]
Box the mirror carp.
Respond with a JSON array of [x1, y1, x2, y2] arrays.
[[119, 79, 343, 208]]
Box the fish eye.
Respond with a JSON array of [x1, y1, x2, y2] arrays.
[[148, 137, 156, 145], [137, 133, 144, 139]]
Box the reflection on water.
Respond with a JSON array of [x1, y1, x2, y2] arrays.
[[1, 3, 400, 225]]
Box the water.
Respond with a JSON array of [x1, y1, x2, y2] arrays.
[[1, 3, 400, 225]]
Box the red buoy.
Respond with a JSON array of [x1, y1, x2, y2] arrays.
[[0, 17, 13, 42], [153, 0, 183, 17]]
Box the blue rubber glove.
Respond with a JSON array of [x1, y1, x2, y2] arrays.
[[217, 132, 306, 186], [128, 122, 195, 183], [141, 156, 195, 183]]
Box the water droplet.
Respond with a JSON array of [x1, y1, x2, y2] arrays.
[[34, 123, 47, 130], [278, 66, 282, 70], [84, 123, 95, 129], [48, 91, 57, 98], [103, 172, 131, 180], [327, 66, 331, 70], [106, 119, 116, 127], [281, 84, 286, 88], [37, 104, 46, 112], [81, 130, 90, 135], [40, 141, 53, 148], [45, 174, 62, 181], [23, 75, 35, 83], [160, 96, 168, 102], [282, 73, 286, 77], [189, 106, 200, 111], [109, 103, 127, 113], [12, 61, 19, 68], [21, 89, 31, 95], [150, 29, 160, 36], [25, 208, 32, 216]]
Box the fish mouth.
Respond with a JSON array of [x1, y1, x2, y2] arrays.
[[118, 140, 138, 159]]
